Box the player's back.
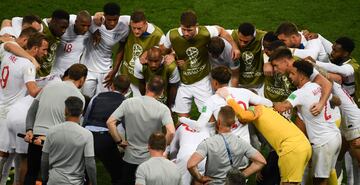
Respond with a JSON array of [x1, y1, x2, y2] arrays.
[[0, 51, 35, 118], [294, 82, 339, 146]]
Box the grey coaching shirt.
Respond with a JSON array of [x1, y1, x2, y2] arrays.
[[111, 96, 173, 164], [42, 121, 94, 185], [135, 157, 182, 185], [33, 81, 85, 135], [196, 132, 258, 185]]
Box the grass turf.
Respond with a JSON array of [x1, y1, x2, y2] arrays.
[[2, 0, 359, 184]]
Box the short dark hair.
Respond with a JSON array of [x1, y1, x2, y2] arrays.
[[211, 66, 231, 84], [51, 9, 69, 21], [67, 64, 88, 81], [238, 22, 255, 37], [226, 172, 246, 185], [208, 37, 225, 57], [180, 11, 197, 27], [293, 59, 314, 78], [22, 15, 42, 26], [263, 31, 278, 43], [335, 37, 355, 53], [113, 75, 130, 93], [148, 132, 166, 151], [268, 40, 286, 52], [26, 32, 47, 49], [103, 2, 120, 16], [269, 47, 292, 62], [19, 27, 38, 39], [65, 96, 84, 117], [218, 106, 235, 127], [275, 22, 299, 36], [131, 10, 146, 23], [147, 76, 164, 95]]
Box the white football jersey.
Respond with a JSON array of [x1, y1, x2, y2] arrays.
[[169, 124, 209, 185], [332, 82, 360, 129], [51, 15, 90, 76], [0, 51, 36, 119], [209, 38, 238, 69], [287, 82, 340, 146], [294, 33, 328, 62], [183, 87, 273, 143], [81, 16, 130, 73]]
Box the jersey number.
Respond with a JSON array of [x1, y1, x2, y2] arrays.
[[64, 43, 73, 53], [324, 104, 332, 121], [1, 66, 9, 88]]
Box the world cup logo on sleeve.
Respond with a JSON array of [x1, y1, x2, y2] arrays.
[[242, 51, 254, 71], [186, 47, 200, 68]]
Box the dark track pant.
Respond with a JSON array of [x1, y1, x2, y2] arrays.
[[24, 143, 42, 185]]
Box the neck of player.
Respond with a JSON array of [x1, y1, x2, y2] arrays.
[[66, 116, 81, 123], [149, 149, 165, 157]]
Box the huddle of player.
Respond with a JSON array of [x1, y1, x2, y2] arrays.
[[0, 1, 359, 185]]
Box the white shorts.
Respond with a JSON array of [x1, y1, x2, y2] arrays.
[[82, 71, 110, 97], [341, 126, 360, 141], [172, 76, 212, 114], [0, 118, 11, 152], [5, 96, 33, 153], [311, 133, 341, 178]]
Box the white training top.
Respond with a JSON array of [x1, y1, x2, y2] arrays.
[[81, 16, 130, 73], [318, 34, 333, 55], [169, 123, 210, 160], [287, 82, 340, 146], [51, 15, 91, 76], [0, 50, 36, 119], [316, 59, 355, 96], [209, 37, 239, 69], [332, 82, 360, 130], [181, 87, 273, 143], [163, 25, 219, 49], [294, 33, 328, 62]]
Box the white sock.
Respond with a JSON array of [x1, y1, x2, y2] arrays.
[[345, 152, 354, 185]]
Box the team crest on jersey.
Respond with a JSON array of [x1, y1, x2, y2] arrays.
[[242, 51, 254, 71], [186, 47, 200, 68]]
